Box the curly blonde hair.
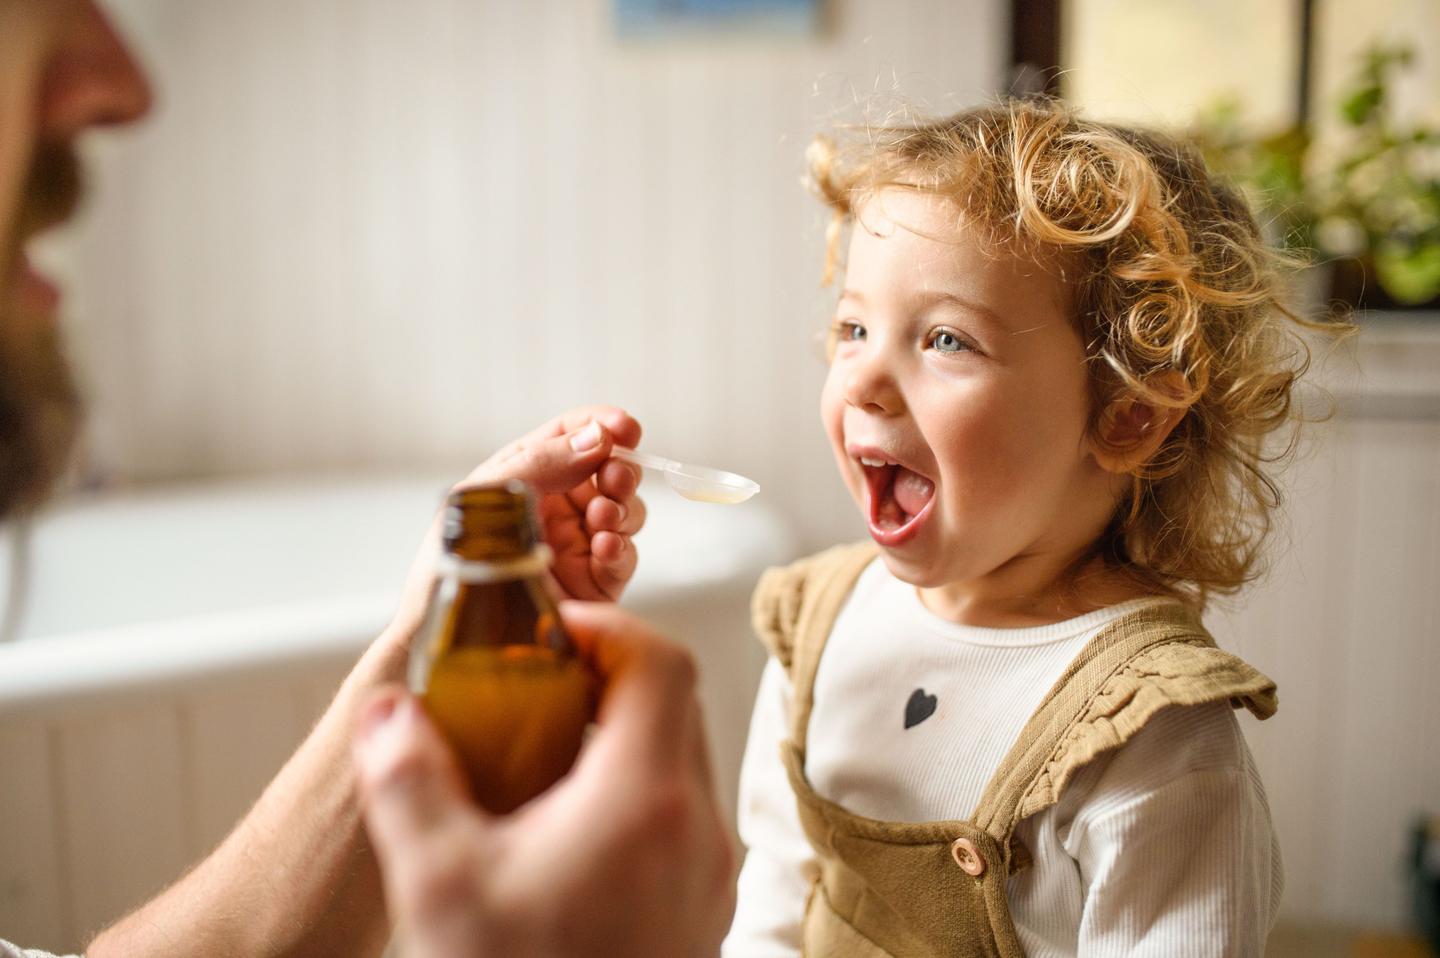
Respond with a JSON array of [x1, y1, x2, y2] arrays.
[[807, 98, 1344, 606]]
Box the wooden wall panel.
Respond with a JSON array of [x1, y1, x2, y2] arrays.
[[1213, 406, 1440, 932], [182, 682, 310, 856], [1212, 420, 1357, 916], [56, 705, 190, 944], [1329, 420, 1440, 928], [0, 724, 67, 947]]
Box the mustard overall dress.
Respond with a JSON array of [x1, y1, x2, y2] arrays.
[[751, 543, 1278, 957]]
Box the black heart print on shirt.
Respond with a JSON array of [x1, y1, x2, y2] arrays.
[[904, 688, 938, 729]]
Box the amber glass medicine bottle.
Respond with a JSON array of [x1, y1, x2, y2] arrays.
[[408, 481, 595, 813]]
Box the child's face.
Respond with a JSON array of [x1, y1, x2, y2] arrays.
[[821, 191, 1119, 608]]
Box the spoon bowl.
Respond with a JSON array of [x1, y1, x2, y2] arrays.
[[612, 447, 760, 505], [662, 462, 760, 505]]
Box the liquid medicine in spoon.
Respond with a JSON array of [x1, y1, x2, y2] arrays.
[[611, 447, 759, 504]]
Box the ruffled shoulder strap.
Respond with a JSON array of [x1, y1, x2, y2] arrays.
[[750, 541, 877, 669], [750, 541, 878, 743], [971, 600, 1277, 844]]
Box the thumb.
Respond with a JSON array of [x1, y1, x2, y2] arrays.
[[503, 419, 614, 495], [354, 687, 484, 890]]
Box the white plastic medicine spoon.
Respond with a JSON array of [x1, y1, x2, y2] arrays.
[[611, 447, 760, 505]]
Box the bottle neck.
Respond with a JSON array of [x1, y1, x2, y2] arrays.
[[434, 545, 553, 584], [442, 481, 540, 562]]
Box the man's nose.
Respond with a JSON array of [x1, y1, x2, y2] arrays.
[[843, 351, 904, 415], [40, 0, 153, 140]]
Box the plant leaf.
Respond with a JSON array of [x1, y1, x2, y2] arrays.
[[1375, 241, 1440, 304]]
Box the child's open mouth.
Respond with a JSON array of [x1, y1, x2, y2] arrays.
[[859, 456, 936, 546]]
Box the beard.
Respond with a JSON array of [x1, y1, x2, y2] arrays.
[[0, 142, 85, 517]]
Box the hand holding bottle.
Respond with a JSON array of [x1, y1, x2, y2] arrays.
[[355, 603, 737, 958]]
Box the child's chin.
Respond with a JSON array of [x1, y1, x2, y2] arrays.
[[874, 548, 949, 588]]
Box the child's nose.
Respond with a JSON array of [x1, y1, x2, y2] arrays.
[[843, 357, 904, 415]]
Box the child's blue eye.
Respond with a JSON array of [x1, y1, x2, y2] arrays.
[[929, 329, 969, 353], [837, 321, 866, 342]]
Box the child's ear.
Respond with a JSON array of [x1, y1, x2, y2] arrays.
[[1092, 372, 1191, 476]]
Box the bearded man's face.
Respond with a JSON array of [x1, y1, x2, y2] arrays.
[[0, 143, 84, 514], [0, 0, 150, 517]]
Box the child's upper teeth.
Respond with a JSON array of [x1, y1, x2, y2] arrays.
[[860, 457, 889, 467]]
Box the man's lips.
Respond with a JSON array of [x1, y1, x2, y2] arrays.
[[14, 251, 62, 315], [10, 141, 86, 318]]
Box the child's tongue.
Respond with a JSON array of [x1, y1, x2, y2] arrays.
[[875, 465, 935, 528], [893, 467, 934, 516]]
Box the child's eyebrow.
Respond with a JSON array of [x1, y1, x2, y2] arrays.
[[911, 289, 1006, 330], [841, 287, 1004, 328], [840, 287, 1043, 338]]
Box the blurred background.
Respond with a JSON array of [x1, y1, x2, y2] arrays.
[[0, 0, 1437, 954]]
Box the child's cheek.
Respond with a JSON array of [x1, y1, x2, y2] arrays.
[[819, 372, 861, 500], [934, 414, 1033, 514]]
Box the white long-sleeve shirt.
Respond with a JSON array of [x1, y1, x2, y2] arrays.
[[725, 559, 1282, 957], [0, 942, 64, 958]]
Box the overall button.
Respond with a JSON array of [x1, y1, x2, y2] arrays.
[[950, 837, 986, 877]]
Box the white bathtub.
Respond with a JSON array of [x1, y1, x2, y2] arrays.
[[0, 474, 796, 951]]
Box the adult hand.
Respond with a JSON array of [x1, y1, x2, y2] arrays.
[[354, 603, 737, 957], [90, 415, 652, 958], [460, 406, 646, 603], [385, 407, 647, 650]]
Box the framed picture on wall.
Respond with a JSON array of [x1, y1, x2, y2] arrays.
[[615, 0, 821, 38]]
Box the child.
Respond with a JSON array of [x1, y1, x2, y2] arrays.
[[724, 99, 1331, 956]]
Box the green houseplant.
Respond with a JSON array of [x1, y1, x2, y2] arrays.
[[1191, 44, 1440, 311]]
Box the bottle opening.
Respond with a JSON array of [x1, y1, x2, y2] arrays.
[[443, 480, 539, 561]]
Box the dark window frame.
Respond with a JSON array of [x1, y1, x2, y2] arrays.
[[1008, 0, 1061, 97], [1010, 0, 1318, 126]]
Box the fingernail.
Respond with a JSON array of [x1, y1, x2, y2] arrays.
[[355, 695, 417, 769], [356, 693, 400, 741], [569, 421, 603, 452]]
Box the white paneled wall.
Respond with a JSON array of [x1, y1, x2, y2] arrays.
[[1210, 320, 1440, 934], [58, 0, 1006, 550], [0, 661, 350, 949]]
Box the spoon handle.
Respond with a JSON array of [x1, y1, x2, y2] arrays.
[[611, 447, 674, 473]]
